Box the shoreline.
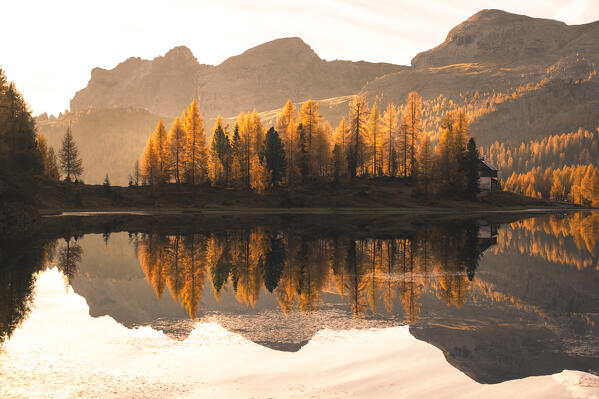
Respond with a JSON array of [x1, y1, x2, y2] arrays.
[[39, 206, 590, 217]]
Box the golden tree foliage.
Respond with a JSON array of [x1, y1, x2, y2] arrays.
[[276, 100, 299, 186], [183, 99, 208, 184], [135, 93, 488, 200], [381, 103, 398, 176], [367, 103, 382, 176], [168, 117, 186, 184], [134, 223, 486, 320]]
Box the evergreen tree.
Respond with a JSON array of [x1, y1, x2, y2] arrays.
[[58, 127, 83, 181], [464, 138, 480, 199], [0, 69, 43, 174], [260, 234, 286, 293], [261, 127, 286, 186], [297, 123, 309, 182], [133, 160, 140, 186], [210, 116, 232, 186]]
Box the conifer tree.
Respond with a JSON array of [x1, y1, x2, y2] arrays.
[[141, 136, 159, 185], [168, 117, 185, 184], [367, 103, 382, 176], [58, 127, 83, 181], [37, 134, 60, 180], [276, 100, 298, 186], [417, 135, 433, 195], [209, 116, 232, 186], [0, 70, 42, 174], [382, 103, 398, 177], [183, 99, 207, 184], [250, 110, 265, 156], [236, 113, 253, 189], [250, 155, 271, 193], [297, 123, 309, 181], [315, 121, 332, 177], [132, 160, 141, 186], [464, 138, 480, 199], [402, 92, 422, 178], [230, 124, 243, 187], [347, 95, 369, 178], [299, 99, 324, 174], [151, 119, 169, 183], [261, 127, 286, 186]]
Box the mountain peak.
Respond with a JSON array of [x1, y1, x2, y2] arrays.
[[220, 37, 320, 68], [412, 9, 577, 68], [163, 45, 197, 62]]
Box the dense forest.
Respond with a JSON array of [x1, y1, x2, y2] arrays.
[[138, 93, 481, 199], [480, 128, 599, 205]]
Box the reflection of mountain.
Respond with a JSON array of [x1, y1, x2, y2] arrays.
[[3, 214, 599, 383]]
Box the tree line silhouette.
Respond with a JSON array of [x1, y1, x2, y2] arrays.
[[138, 94, 482, 198]]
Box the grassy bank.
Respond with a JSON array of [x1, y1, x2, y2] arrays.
[[34, 177, 578, 213]]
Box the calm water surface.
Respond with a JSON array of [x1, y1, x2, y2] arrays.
[[1, 212, 599, 398]]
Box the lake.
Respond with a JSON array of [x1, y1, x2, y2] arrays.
[[1, 211, 599, 398]]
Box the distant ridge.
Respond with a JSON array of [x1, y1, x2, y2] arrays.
[[70, 37, 405, 119]]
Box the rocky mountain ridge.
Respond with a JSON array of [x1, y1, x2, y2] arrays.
[[38, 9, 599, 184]]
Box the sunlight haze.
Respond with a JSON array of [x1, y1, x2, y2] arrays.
[[2, 0, 599, 115]]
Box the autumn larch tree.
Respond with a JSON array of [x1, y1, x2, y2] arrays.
[[236, 112, 253, 189], [168, 117, 186, 184], [367, 103, 382, 176], [299, 99, 324, 175], [347, 95, 369, 179], [58, 127, 83, 181], [381, 103, 398, 177], [402, 92, 423, 178], [140, 136, 159, 185], [151, 119, 169, 183], [417, 134, 434, 196], [183, 99, 207, 184], [276, 100, 298, 186]]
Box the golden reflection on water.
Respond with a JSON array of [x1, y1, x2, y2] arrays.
[[0, 268, 596, 399]]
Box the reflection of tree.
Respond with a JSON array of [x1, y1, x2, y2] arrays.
[[260, 233, 285, 293], [135, 220, 488, 321], [57, 238, 83, 287], [495, 213, 599, 270], [0, 240, 55, 345]]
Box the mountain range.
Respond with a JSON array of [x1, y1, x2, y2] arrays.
[[36, 9, 599, 184]]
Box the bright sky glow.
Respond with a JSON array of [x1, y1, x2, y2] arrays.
[[2, 0, 599, 115]]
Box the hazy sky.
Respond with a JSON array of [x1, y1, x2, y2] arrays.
[[2, 0, 599, 115]]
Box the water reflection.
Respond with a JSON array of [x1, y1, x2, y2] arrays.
[[1, 212, 598, 387], [132, 221, 487, 319]]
